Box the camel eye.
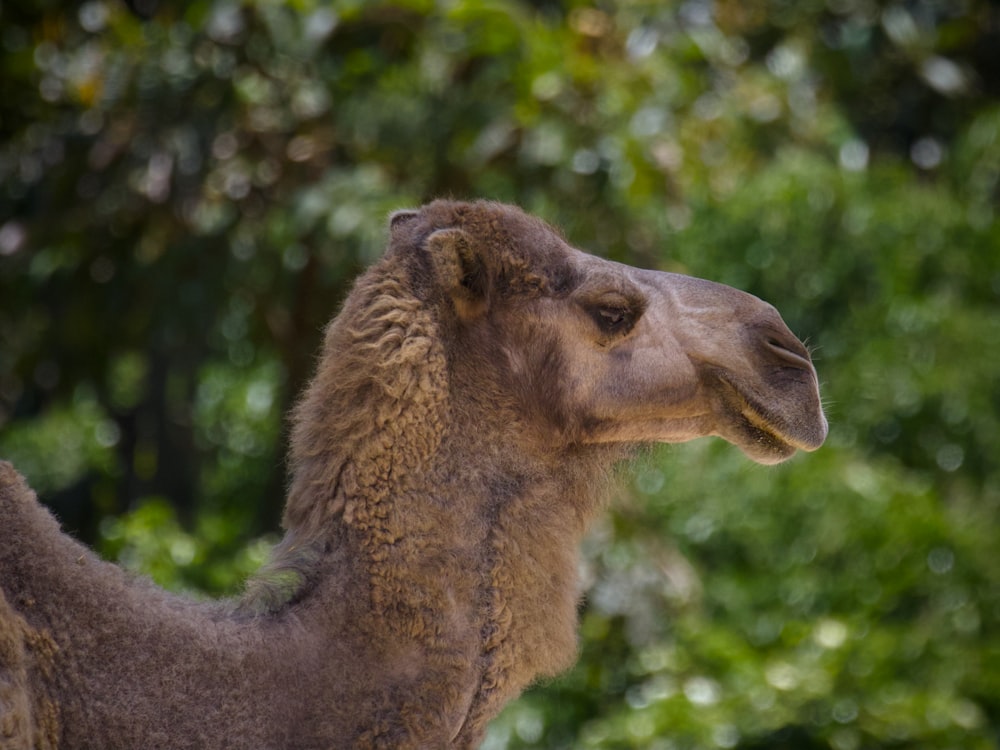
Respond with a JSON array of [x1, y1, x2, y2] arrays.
[[590, 305, 635, 335]]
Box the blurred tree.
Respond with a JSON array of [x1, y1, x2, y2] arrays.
[[1, 0, 998, 747]]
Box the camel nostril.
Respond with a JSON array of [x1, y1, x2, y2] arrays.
[[764, 335, 813, 371]]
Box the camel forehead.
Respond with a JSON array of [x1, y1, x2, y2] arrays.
[[398, 200, 748, 304], [394, 200, 580, 290], [410, 201, 570, 257], [420, 200, 564, 237]]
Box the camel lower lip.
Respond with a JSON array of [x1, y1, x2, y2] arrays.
[[740, 391, 827, 454], [719, 379, 817, 462], [739, 416, 798, 463], [739, 400, 801, 451]]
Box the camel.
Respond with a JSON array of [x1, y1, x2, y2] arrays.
[[0, 200, 827, 749]]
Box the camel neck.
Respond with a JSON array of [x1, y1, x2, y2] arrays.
[[266, 428, 617, 746]]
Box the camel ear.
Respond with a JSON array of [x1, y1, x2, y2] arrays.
[[388, 209, 421, 247], [425, 227, 488, 320], [388, 209, 419, 232]]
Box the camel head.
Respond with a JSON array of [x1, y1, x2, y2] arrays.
[[391, 201, 828, 465]]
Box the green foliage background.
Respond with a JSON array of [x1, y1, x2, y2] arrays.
[[1, 1, 999, 748]]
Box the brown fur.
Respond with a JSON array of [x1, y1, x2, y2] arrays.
[[0, 201, 826, 748]]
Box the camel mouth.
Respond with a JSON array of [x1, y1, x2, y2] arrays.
[[717, 377, 827, 465]]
